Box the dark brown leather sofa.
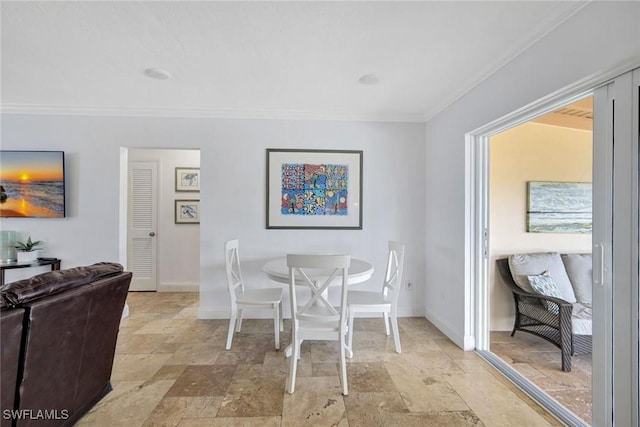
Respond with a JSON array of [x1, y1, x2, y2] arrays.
[[0, 263, 132, 427], [1, 300, 25, 425]]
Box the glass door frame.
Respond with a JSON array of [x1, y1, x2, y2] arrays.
[[465, 62, 640, 426]]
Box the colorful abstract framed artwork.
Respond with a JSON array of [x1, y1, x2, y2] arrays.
[[527, 181, 592, 233], [175, 167, 200, 192], [175, 199, 200, 224], [266, 149, 363, 229]]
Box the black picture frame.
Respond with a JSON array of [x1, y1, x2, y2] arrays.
[[266, 149, 363, 229]]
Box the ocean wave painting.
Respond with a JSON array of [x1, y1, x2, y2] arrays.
[[527, 181, 592, 234]]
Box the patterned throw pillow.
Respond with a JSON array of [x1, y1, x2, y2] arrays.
[[527, 271, 562, 314]]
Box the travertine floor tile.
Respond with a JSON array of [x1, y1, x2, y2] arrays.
[[214, 349, 267, 365], [77, 293, 573, 426], [347, 362, 397, 393], [182, 396, 223, 418], [380, 410, 484, 426], [386, 361, 470, 413], [77, 380, 174, 427], [164, 320, 224, 344], [134, 318, 189, 335], [172, 304, 199, 320], [111, 353, 174, 381], [343, 391, 408, 427], [152, 364, 187, 381], [142, 397, 192, 427], [446, 371, 553, 426], [165, 342, 220, 365], [178, 417, 281, 427], [218, 376, 285, 417], [490, 331, 591, 424], [282, 389, 348, 427], [289, 375, 342, 393], [312, 362, 339, 377], [165, 365, 236, 397], [116, 333, 170, 354]]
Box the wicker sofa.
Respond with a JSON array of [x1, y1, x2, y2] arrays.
[[496, 252, 592, 372]]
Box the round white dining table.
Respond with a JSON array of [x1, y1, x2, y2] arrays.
[[262, 257, 374, 286]]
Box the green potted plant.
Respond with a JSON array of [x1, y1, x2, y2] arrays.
[[15, 236, 43, 263]]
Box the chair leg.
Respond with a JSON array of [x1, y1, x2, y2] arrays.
[[226, 311, 237, 350], [390, 313, 401, 354], [273, 303, 280, 350], [287, 336, 299, 394], [347, 307, 355, 358], [296, 339, 302, 360], [236, 309, 243, 332], [383, 312, 390, 336], [279, 301, 284, 331], [339, 333, 348, 395]]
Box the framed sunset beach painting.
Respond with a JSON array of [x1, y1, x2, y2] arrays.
[[0, 150, 66, 218]]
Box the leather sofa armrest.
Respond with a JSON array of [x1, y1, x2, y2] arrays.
[[1, 262, 124, 306]]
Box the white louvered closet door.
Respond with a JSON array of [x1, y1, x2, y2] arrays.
[[127, 161, 158, 291]]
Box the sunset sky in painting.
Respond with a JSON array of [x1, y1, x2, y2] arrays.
[[0, 151, 64, 182]]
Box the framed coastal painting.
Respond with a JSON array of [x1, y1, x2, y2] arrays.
[[0, 150, 66, 218], [526, 181, 592, 233], [175, 200, 200, 224], [175, 167, 200, 192], [266, 149, 363, 229]]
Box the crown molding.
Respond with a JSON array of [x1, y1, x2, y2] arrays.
[[0, 104, 425, 123]]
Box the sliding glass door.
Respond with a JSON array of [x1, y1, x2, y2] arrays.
[[592, 67, 639, 427]]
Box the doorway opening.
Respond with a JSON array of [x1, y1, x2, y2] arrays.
[[466, 63, 640, 427], [119, 148, 201, 293], [488, 97, 593, 424]]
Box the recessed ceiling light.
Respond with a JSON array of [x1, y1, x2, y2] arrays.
[[358, 74, 379, 85], [144, 68, 172, 80]]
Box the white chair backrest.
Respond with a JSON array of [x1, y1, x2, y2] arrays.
[[287, 254, 351, 324], [224, 239, 244, 304], [382, 241, 405, 303]]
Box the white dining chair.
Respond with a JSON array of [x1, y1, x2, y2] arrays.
[[225, 239, 283, 351], [286, 254, 351, 395], [347, 241, 405, 355]]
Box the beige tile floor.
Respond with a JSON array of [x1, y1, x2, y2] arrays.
[[77, 292, 563, 427], [490, 331, 592, 425]]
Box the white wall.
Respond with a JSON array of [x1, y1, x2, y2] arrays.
[[128, 148, 200, 291], [424, 1, 640, 349], [489, 122, 592, 331], [200, 120, 425, 318], [1, 116, 426, 319]]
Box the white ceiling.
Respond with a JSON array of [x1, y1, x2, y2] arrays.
[[1, 1, 586, 122]]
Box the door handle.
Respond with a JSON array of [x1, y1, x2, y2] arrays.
[[149, 232, 156, 237], [594, 242, 605, 287]]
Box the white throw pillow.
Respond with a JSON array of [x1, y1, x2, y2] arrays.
[[527, 271, 562, 314], [508, 252, 577, 303], [561, 253, 592, 304]]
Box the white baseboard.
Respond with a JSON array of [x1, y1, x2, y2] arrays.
[[463, 334, 476, 351], [424, 307, 475, 351], [158, 282, 200, 292], [350, 306, 425, 318], [197, 305, 425, 320], [398, 306, 425, 317]]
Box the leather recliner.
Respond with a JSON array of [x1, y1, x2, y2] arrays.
[[0, 262, 132, 427]]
